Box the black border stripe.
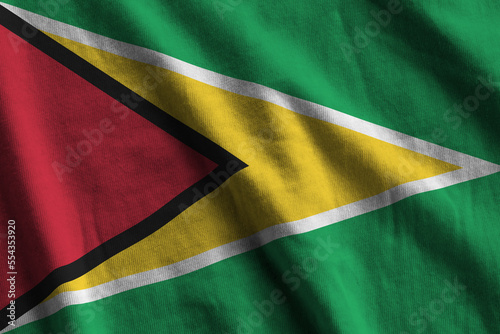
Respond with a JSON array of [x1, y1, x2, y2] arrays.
[[0, 4, 237, 167], [0, 5, 247, 330]]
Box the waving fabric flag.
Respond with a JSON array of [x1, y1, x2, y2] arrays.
[[0, 1, 499, 333]]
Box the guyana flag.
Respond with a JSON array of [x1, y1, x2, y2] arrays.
[[0, 1, 499, 333]]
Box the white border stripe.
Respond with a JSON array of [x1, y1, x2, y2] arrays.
[[1, 3, 499, 332], [5, 167, 498, 332], [1, 2, 496, 170]]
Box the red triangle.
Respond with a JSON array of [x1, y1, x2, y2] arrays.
[[0, 25, 217, 307]]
